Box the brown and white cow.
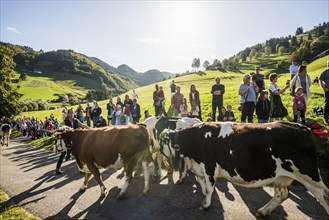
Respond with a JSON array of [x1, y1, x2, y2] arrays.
[[54, 124, 151, 199], [0, 124, 12, 147], [159, 121, 329, 216]]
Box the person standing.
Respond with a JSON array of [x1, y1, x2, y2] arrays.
[[106, 98, 115, 125], [319, 60, 329, 125], [123, 94, 133, 123], [256, 90, 271, 123], [92, 101, 102, 127], [292, 87, 306, 125], [132, 89, 138, 101], [290, 65, 311, 104], [179, 98, 189, 117], [132, 99, 141, 124], [238, 74, 258, 123], [84, 103, 92, 127], [171, 86, 184, 118], [252, 66, 265, 98], [189, 84, 202, 120], [211, 77, 225, 122], [170, 80, 176, 96], [75, 104, 84, 123], [153, 84, 162, 116], [55, 108, 89, 175], [158, 86, 168, 116], [289, 59, 299, 80], [268, 73, 289, 122]]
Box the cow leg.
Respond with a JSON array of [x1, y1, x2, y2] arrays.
[[257, 186, 290, 217], [117, 162, 135, 200], [87, 164, 106, 198], [299, 180, 329, 214], [196, 176, 207, 196], [80, 173, 92, 192], [178, 157, 191, 184], [199, 175, 216, 211], [141, 161, 150, 195]]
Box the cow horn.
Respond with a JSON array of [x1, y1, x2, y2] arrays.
[[173, 144, 180, 151]]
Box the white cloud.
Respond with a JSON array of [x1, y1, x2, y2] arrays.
[[7, 27, 24, 35], [136, 37, 162, 43]]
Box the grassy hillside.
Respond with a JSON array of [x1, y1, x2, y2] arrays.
[[1, 42, 137, 101], [21, 55, 329, 126]]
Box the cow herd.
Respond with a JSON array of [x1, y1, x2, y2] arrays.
[[4, 117, 329, 217]]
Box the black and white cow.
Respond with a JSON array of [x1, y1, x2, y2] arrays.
[[0, 124, 12, 147], [159, 121, 329, 216], [142, 116, 201, 179]]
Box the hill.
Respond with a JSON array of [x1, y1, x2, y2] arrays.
[[90, 57, 175, 86], [1, 42, 137, 102]]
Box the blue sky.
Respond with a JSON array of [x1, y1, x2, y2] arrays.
[[1, 1, 328, 73]]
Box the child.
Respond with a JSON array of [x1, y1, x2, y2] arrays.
[[190, 100, 200, 117], [225, 104, 236, 122], [217, 107, 228, 121], [180, 98, 189, 117], [114, 105, 123, 125], [293, 87, 306, 124], [256, 90, 271, 123]]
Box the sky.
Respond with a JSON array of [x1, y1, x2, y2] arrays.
[[1, 1, 328, 73]]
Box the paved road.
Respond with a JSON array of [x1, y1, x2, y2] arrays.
[[0, 137, 328, 220]]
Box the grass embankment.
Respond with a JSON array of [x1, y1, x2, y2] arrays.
[[0, 189, 40, 220]]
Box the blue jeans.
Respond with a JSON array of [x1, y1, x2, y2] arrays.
[[212, 102, 222, 122], [258, 119, 268, 123], [86, 117, 91, 127], [173, 110, 180, 118], [93, 116, 99, 127], [324, 90, 329, 120]]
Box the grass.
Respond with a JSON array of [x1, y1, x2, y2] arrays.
[[0, 189, 40, 220], [21, 54, 329, 125]]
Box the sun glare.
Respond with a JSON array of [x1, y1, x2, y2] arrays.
[[160, 2, 205, 46]]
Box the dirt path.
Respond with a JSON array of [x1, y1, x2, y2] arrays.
[[0, 137, 328, 220]]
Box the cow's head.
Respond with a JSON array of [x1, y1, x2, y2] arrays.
[[53, 126, 73, 153], [159, 129, 179, 159]]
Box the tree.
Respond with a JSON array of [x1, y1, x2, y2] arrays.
[[264, 46, 272, 57], [278, 46, 286, 56], [295, 27, 304, 35], [290, 36, 297, 47], [19, 72, 27, 81], [191, 58, 200, 72], [203, 60, 210, 70], [249, 48, 257, 60], [307, 33, 313, 40], [0, 45, 23, 117]]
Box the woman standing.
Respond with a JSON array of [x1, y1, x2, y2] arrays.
[[189, 84, 202, 120], [290, 65, 311, 104], [238, 74, 259, 123], [268, 73, 289, 122]]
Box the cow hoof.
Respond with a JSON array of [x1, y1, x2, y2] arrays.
[[79, 188, 86, 193], [99, 192, 106, 199], [117, 194, 125, 200], [198, 204, 210, 211], [254, 211, 268, 218], [143, 189, 150, 196]]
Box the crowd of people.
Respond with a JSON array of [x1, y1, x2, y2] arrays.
[[151, 60, 329, 126]]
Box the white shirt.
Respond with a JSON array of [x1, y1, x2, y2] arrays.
[[289, 64, 298, 76], [269, 82, 280, 93]]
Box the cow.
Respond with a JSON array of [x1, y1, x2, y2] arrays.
[[0, 124, 12, 147], [54, 124, 152, 199], [159, 121, 329, 217], [142, 116, 201, 180]]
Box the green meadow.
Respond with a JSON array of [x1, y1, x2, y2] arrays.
[[21, 55, 329, 125]]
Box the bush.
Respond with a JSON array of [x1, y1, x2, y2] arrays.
[[37, 102, 46, 111], [276, 60, 290, 73]]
